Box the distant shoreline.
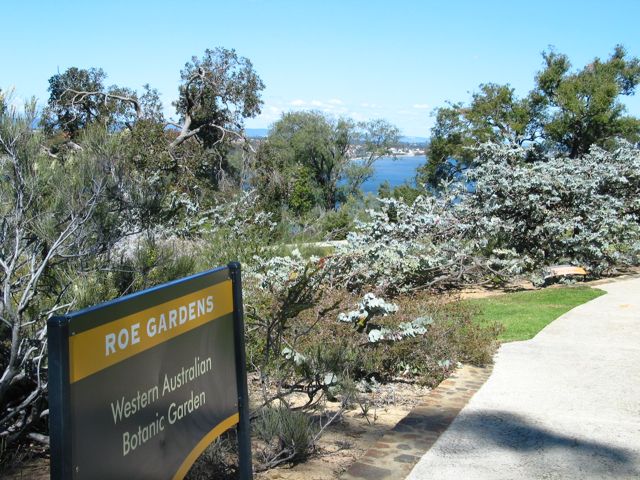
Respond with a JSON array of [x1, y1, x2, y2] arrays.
[[351, 153, 425, 161]]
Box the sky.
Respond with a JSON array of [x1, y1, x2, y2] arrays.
[[2, 0, 640, 137]]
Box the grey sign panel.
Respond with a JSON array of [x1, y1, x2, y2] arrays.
[[49, 263, 253, 480]]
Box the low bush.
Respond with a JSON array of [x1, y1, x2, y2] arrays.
[[72, 236, 197, 309], [341, 293, 502, 386], [244, 254, 502, 399], [254, 407, 318, 470]]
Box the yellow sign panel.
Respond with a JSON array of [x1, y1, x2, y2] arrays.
[[69, 280, 233, 383]]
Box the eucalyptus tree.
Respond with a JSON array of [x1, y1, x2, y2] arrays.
[[43, 67, 140, 138], [171, 47, 265, 149], [255, 111, 399, 213], [43, 47, 265, 155], [43, 47, 266, 212], [536, 45, 640, 158], [422, 46, 640, 186]]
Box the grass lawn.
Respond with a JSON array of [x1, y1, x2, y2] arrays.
[[464, 286, 606, 342]]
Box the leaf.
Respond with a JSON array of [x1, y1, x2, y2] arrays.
[[368, 329, 384, 343]]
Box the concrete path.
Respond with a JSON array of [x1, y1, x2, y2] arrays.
[[407, 277, 640, 479]]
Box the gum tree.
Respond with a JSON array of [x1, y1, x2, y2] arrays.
[[255, 111, 399, 212], [422, 46, 640, 185]]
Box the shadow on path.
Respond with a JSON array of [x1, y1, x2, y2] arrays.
[[444, 410, 639, 477]]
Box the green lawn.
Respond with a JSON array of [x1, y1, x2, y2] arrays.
[[464, 286, 606, 342]]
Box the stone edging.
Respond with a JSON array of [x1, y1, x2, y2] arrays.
[[341, 364, 493, 480]]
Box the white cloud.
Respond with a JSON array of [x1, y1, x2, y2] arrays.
[[360, 102, 379, 108], [412, 103, 430, 109], [286, 98, 348, 113], [348, 111, 367, 121], [251, 103, 285, 124]]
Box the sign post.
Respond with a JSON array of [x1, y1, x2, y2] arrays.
[[229, 262, 253, 479], [48, 263, 253, 479]]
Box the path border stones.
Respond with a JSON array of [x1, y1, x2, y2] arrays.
[[341, 364, 492, 480]]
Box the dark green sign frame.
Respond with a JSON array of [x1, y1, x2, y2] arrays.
[[48, 262, 252, 479]]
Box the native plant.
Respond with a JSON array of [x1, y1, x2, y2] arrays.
[[253, 406, 317, 470], [422, 45, 640, 185], [463, 141, 640, 274], [244, 250, 334, 400], [0, 95, 122, 448], [329, 140, 640, 294], [330, 192, 522, 294]]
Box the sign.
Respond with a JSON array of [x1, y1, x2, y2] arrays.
[[48, 263, 252, 479]]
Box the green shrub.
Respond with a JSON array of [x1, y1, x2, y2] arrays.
[[254, 407, 317, 469], [318, 208, 353, 240], [262, 286, 502, 391], [73, 237, 197, 309], [329, 292, 502, 386]]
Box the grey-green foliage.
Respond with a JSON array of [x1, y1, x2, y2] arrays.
[[331, 192, 490, 293], [254, 407, 317, 468], [281, 346, 307, 366], [368, 316, 434, 344], [174, 47, 265, 148], [41, 48, 264, 212], [43, 67, 148, 138], [337, 293, 398, 331], [464, 141, 640, 273], [336, 294, 433, 343], [0, 94, 123, 446], [198, 190, 277, 267], [330, 140, 640, 293]]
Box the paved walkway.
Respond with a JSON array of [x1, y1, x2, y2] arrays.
[[407, 277, 640, 479]]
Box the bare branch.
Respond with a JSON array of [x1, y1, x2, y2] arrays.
[[62, 89, 141, 117]]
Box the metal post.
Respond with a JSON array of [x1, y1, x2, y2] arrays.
[[228, 262, 253, 480], [48, 316, 72, 480]]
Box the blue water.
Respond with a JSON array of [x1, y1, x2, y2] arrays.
[[359, 155, 425, 194]]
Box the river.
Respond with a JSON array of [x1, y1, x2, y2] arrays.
[[359, 155, 426, 194]]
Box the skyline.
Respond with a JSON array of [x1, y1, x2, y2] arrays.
[[2, 1, 640, 137]]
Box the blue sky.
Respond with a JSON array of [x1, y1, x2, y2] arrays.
[[2, 0, 639, 136]]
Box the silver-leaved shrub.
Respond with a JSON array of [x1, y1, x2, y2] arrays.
[[330, 140, 640, 292], [465, 141, 640, 275]]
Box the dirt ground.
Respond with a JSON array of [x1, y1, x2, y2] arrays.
[[256, 382, 430, 480], [3, 451, 49, 480], [3, 381, 429, 480], [458, 266, 640, 300]]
